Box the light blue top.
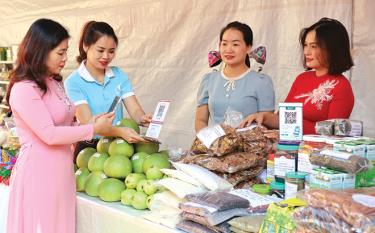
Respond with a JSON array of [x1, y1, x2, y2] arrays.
[[197, 69, 275, 125], [64, 62, 134, 125]]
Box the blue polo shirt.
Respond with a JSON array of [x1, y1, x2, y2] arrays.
[[64, 62, 134, 125]]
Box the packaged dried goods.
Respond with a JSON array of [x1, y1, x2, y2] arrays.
[[306, 188, 375, 231], [180, 212, 231, 233], [228, 215, 265, 233], [185, 191, 249, 211], [181, 151, 260, 174], [310, 149, 369, 174], [191, 125, 241, 156]]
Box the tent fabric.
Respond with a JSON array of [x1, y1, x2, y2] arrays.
[[0, 0, 374, 149]]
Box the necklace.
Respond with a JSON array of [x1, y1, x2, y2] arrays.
[[54, 80, 72, 112]]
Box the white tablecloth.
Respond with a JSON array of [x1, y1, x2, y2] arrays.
[[76, 192, 181, 233], [0, 186, 181, 233]]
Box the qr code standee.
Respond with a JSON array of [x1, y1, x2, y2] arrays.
[[156, 105, 165, 119], [284, 111, 297, 124]]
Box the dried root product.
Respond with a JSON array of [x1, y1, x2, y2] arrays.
[[191, 125, 241, 156], [181, 152, 261, 174]]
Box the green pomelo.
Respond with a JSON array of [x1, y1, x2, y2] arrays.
[[88, 152, 109, 172], [76, 147, 97, 168], [85, 171, 107, 197], [103, 155, 132, 179], [131, 152, 149, 174], [108, 138, 134, 157], [142, 153, 170, 174], [75, 167, 90, 192], [98, 178, 126, 202], [134, 142, 159, 154], [97, 137, 113, 154], [116, 118, 140, 134]]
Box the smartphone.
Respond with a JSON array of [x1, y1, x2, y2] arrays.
[[141, 135, 161, 144], [107, 96, 121, 113]]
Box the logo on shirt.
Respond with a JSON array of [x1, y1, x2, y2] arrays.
[[295, 80, 339, 110]]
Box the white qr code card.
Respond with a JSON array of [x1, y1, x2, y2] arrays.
[[279, 102, 303, 142], [144, 100, 171, 142]]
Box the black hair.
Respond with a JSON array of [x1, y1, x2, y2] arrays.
[[76, 21, 118, 63], [300, 17, 353, 75], [220, 21, 253, 67], [6, 18, 69, 103]]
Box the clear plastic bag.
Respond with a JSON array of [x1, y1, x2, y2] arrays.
[[223, 109, 243, 128], [228, 215, 265, 233], [185, 191, 249, 211]]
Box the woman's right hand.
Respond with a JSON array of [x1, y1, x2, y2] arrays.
[[93, 112, 115, 135], [239, 112, 265, 128], [118, 127, 146, 144]]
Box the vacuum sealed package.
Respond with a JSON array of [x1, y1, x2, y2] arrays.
[[306, 188, 375, 231], [315, 120, 335, 135], [310, 149, 369, 174], [185, 191, 249, 211], [216, 166, 264, 186], [180, 213, 231, 233], [157, 178, 206, 199], [172, 162, 233, 191], [179, 202, 250, 225], [334, 119, 363, 136], [192, 124, 241, 156], [177, 220, 230, 233]]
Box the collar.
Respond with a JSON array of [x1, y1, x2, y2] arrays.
[[78, 61, 115, 82]]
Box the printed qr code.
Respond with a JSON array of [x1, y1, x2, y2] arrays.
[[156, 105, 165, 119], [284, 112, 297, 124]]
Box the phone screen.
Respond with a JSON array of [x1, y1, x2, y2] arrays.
[[107, 96, 121, 113]]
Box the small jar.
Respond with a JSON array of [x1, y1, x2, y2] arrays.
[[285, 171, 307, 199], [270, 181, 285, 199], [274, 143, 299, 181]]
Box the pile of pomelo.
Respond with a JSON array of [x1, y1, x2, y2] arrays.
[[75, 118, 170, 210]]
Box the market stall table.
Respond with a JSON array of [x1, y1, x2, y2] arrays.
[[76, 192, 182, 233], [0, 186, 183, 233]]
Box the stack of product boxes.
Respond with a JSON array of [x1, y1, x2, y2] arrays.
[[266, 104, 374, 200], [297, 119, 374, 190]]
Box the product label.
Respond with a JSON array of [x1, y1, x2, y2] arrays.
[[196, 124, 226, 148], [285, 182, 298, 199], [274, 156, 296, 177], [320, 149, 352, 160], [266, 160, 275, 183], [116, 139, 125, 144], [297, 152, 313, 173], [348, 121, 363, 136], [230, 189, 281, 207], [102, 139, 109, 143]]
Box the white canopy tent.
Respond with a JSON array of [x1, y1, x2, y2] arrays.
[[0, 0, 374, 149]]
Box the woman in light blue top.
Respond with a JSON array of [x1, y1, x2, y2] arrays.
[[195, 21, 275, 132], [65, 21, 150, 159]]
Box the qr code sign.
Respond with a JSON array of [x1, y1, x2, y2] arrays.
[[284, 112, 297, 124]]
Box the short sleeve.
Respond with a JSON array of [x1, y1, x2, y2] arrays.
[[64, 76, 88, 106], [112, 67, 134, 99], [197, 74, 210, 106], [256, 74, 275, 111]]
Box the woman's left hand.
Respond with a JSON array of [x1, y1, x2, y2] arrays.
[[139, 114, 152, 127]]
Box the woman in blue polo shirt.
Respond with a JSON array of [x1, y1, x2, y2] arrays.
[[65, 21, 151, 158]]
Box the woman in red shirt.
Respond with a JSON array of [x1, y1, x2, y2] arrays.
[[240, 18, 354, 134]]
